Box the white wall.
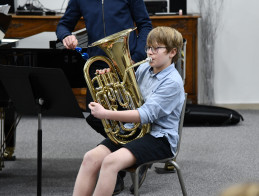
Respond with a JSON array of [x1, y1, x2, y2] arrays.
[[189, 0, 259, 105], [17, 0, 259, 105], [214, 0, 259, 105]]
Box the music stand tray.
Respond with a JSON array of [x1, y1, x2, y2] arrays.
[[0, 65, 84, 195]]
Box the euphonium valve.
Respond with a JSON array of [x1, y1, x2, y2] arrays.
[[83, 28, 151, 144]]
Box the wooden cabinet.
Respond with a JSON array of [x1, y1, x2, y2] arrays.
[[5, 14, 199, 103], [5, 14, 85, 38]]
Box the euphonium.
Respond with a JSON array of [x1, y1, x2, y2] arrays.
[[83, 28, 151, 145]]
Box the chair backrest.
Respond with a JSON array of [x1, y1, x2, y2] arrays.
[[173, 93, 187, 159], [175, 38, 187, 85]]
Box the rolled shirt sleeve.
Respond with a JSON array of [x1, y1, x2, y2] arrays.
[[137, 80, 182, 125], [135, 62, 185, 155]]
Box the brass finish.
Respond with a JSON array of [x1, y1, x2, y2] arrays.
[[83, 28, 151, 144]]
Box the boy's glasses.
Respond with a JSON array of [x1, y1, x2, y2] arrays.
[[75, 47, 89, 60], [145, 46, 167, 54]]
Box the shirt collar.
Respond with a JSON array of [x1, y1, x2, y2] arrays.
[[148, 63, 176, 80]]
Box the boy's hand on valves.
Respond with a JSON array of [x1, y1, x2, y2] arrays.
[[89, 102, 107, 119]]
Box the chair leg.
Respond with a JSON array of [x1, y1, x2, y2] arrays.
[[129, 167, 140, 196], [134, 173, 139, 196], [129, 172, 139, 196], [171, 161, 187, 196]]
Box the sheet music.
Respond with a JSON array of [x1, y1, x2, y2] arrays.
[[2, 38, 19, 43], [0, 4, 11, 15]]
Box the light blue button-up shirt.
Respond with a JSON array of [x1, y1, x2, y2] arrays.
[[136, 62, 185, 155]]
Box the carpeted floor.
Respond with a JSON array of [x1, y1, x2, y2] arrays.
[[0, 110, 259, 196]]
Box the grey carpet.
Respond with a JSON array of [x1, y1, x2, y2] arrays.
[[0, 110, 258, 196]]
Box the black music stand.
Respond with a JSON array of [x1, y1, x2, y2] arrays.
[[0, 65, 84, 196]]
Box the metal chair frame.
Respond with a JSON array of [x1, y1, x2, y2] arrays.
[[126, 93, 188, 196], [0, 107, 4, 170]]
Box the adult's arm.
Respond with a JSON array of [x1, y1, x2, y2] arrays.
[[56, 0, 82, 42], [129, 0, 152, 62]]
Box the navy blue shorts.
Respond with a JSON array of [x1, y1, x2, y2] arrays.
[[99, 134, 173, 166]]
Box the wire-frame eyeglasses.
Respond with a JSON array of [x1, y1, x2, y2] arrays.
[[144, 46, 167, 54]]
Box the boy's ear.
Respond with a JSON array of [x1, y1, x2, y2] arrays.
[[169, 48, 177, 58]]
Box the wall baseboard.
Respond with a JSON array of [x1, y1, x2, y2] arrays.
[[215, 104, 259, 110]]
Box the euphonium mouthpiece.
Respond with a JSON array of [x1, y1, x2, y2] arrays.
[[146, 56, 152, 63]]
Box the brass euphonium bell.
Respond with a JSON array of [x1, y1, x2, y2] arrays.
[[83, 28, 151, 145]]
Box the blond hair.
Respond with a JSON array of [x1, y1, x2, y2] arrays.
[[146, 26, 183, 63], [220, 183, 259, 196]]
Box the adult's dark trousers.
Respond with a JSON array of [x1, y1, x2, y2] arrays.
[[4, 106, 16, 150]]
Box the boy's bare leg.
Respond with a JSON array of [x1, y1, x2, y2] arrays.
[[73, 145, 111, 196], [93, 148, 136, 196]]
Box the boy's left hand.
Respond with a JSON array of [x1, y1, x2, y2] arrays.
[[89, 102, 107, 119]]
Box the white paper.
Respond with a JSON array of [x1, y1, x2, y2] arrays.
[[2, 38, 19, 43], [0, 4, 11, 15]]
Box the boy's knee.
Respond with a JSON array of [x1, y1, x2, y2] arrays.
[[82, 151, 99, 167], [102, 155, 118, 171]]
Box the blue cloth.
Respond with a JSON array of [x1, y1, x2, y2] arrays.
[[136, 62, 185, 155], [56, 0, 152, 63]]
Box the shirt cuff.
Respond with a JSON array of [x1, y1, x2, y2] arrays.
[[137, 107, 148, 124]]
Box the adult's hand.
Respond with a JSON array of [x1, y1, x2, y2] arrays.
[[62, 35, 78, 49]]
